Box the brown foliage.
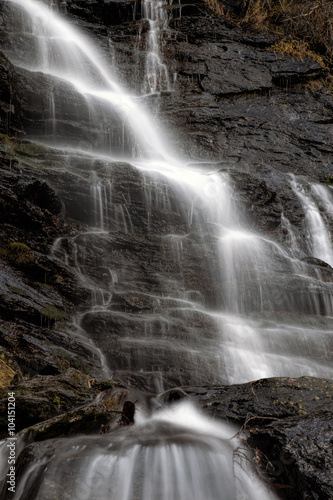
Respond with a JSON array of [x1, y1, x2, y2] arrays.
[[206, 0, 333, 67]]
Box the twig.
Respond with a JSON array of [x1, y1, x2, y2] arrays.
[[232, 412, 281, 439]]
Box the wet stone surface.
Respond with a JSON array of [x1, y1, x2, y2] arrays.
[[0, 1, 332, 498]]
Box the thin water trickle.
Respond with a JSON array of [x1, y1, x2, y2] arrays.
[[142, 0, 171, 93], [290, 175, 333, 267]]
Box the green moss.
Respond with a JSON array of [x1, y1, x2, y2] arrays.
[[52, 394, 65, 411], [53, 349, 89, 374], [0, 52, 10, 65], [70, 357, 89, 374], [324, 177, 333, 184], [0, 247, 6, 262], [6, 285, 29, 297], [91, 380, 116, 393], [41, 305, 69, 322], [15, 142, 49, 157], [6, 242, 35, 266], [5, 146, 16, 162], [0, 133, 15, 147], [0, 134, 66, 170], [35, 282, 53, 290], [103, 398, 120, 411]]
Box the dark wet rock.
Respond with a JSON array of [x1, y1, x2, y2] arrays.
[[0, 132, 222, 392], [0, 261, 83, 376], [155, 4, 332, 179], [0, 368, 116, 439], [24, 180, 64, 216], [1, 377, 332, 500], [1, 0, 332, 182], [21, 397, 120, 442], [182, 376, 333, 421], [111, 291, 159, 312], [229, 169, 283, 232], [159, 376, 333, 499], [0, 0, 331, 394], [0, 1, 332, 497], [302, 256, 333, 269], [81, 306, 222, 391], [64, 0, 140, 26], [0, 52, 23, 136], [3, 385, 149, 443], [0, 148, 103, 383], [250, 410, 333, 500], [0, 0, 331, 382]]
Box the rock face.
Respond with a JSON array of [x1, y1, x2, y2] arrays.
[[0, 0, 333, 498], [160, 376, 333, 499], [0, 377, 331, 500], [1, 0, 333, 181], [218, 377, 333, 500], [160, 17, 333, 176]]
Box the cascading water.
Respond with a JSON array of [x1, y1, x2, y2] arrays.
[[142, 0, 171, 93], [290, 175, 333, 267], [1, 0, 333, 497], [1, 401, 278, 500], [3, 0, 172, 159]]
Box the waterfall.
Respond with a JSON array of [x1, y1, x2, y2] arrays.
[[5, 0, 174, 160], [290, 175, 333, 267], [142, 0, 171, 93], [7, 402, 278, 500], [1, 0, 333, 497], [3, 0, 333, 389]]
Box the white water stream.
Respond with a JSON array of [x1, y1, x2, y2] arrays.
[[3, 0, 333, 398], [290, 175, 333, 266], [142, 0, 171, 93], [0, 402, 278, 500], [1, 0, 333, 497]]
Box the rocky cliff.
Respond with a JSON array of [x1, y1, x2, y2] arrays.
[[0, 0, 332, 498]]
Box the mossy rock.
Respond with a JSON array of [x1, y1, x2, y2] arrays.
[[0, 132, 16, 147], [40, 305, 68, 321], [52, 348, 90, 374], [14, 142, 49, 157], [6, 242, 35, 267], [6, 285, 29, 297], [20, 391, 124, 441], [0, 368, 114, 438]]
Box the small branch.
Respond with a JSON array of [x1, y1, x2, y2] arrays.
[[282, 2, 321, 22], [232, 412, 281, 439]]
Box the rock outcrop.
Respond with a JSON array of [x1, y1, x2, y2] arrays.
[[1, 377, 331, 500], [160, 376, 333, 499], [0, 0, 332, 498]]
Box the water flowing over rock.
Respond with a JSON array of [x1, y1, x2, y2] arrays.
[[0, 0, 333, 498]]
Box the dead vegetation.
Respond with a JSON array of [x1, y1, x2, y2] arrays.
[[205, 0, 333, 69]]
